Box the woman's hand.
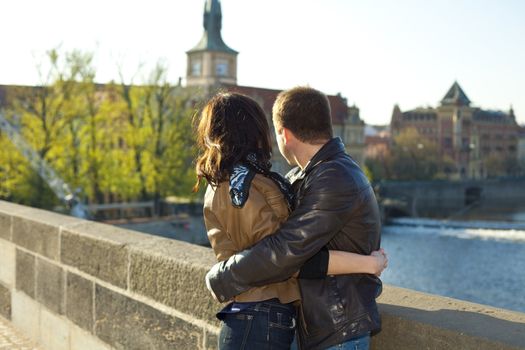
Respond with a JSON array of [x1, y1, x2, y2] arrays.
[[325, 249, 389, 276], [370, 248, 388, 276]]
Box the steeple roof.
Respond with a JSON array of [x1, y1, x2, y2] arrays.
[[441, 81, 471, 106], [188, 0, 237, 54]]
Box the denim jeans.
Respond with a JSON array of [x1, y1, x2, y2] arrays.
[[218, 299, 296, 350], [324, 333, 370, 350]]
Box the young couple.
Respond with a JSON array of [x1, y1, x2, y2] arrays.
[[194, 87, 386, 350]]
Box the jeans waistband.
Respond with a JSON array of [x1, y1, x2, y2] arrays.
[[248, 298, 296, 313]]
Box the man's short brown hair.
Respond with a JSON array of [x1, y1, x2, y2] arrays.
[[272, 86, 333, 143]]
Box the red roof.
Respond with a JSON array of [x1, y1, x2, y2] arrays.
[[222, 84, 349, 125]]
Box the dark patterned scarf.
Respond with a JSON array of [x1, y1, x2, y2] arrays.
[[229, 153, 295, 210]]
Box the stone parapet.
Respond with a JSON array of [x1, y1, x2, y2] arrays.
[[0, 200, 524, 349]]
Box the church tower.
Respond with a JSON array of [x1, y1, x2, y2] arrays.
[[186, 0, 238, 87]]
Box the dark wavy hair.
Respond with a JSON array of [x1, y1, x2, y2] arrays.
[[193, 92, 272, 191]]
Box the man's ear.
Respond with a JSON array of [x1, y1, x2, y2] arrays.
[[282, 127, 293, 144]]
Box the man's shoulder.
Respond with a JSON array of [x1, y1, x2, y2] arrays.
[[309, 154, 370, 192]]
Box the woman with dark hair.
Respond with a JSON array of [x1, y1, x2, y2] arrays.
[[194, 92, 387, 350]]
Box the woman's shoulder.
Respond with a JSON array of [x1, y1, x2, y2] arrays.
[[251, 174, 285, 199], [204, 175, 286, 214], [203, 182, 229, 208]]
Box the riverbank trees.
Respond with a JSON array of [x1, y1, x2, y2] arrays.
[[0, 49, 199, 212]]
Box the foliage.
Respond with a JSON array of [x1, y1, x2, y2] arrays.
[[389, 128, 441, 180], [0, 49, 199, 212], [366, 128, 450, 181], [485, 154, 522, 178]]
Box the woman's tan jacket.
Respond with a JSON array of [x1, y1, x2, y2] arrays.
[[204, 174, 300, 304]]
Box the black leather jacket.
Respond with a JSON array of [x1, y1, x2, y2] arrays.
[[206, 138, 382, 349]]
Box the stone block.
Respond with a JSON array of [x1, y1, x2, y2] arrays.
[[40, 307, 70, 350], [0, 200, 31, 212], [372, 285, 525, 350], [11, 289, 40, 342], [71, 323, 113, 350], [95, 284, 203, 350], [11, 206, 82, 261], [0, 283, 11, 319], [0, 213, 11, 240], [36, 258, 64, 314], [15, 249, 35, 298], [12, 217, 60, 260], [66, 271, 94, 332], [0, 239, 15, 287], [0, 200, 30, 241], [205, 330, 219, 350], [129, 238, 220, 325], [61, 222, 150, 289]]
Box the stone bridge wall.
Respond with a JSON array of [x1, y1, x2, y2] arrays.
[[0, 200, 524, 349]]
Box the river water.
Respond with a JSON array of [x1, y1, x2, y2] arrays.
[[380, 218, 525, 313]]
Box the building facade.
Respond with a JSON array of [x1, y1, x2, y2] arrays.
[[519, 130, 525, 166], [391, 82, 521, 178], [186, 0, 366, 172]]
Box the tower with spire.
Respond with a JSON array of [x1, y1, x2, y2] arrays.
[[186, 0, 238, 87], [440, 81, 471, 107]]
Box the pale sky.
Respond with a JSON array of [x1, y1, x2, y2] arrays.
[[1, 0, 524, 125]]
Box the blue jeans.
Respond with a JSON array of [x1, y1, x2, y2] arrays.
[[218, 299, 296, 350], [324, 333, 370, 350]]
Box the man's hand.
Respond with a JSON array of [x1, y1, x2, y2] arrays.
[[371, 248, 388, 276]]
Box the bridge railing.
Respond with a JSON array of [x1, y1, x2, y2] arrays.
[[0, 200, 524, 350]]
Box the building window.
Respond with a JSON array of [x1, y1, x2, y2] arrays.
[[216, 59, 229, 76], [191, 60, 202, 76]]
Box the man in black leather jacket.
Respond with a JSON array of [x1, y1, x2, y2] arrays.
[[206, 86, 382, 350]]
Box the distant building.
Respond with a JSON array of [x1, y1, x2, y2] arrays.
[[186, 0, 366, 172], [391, 82, 521, 178], [0, 0, 366, 175], [518, 127, 525, 165], [364, 126, 391, 160]]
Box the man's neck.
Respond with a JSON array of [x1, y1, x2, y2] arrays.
[[294, 140, 329, 170]]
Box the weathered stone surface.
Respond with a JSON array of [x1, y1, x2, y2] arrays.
[[11, 289, 40, 342], [12, 218, 59, 260], [0, 283, 11, 319], [66, 272, 94, 332], [0, 200, 29, 241], [15, 249, 35, 298], [36, 258, 64, 314], [61, 222, 150, 288], [0, 213, 11, 241], [0, 200, 31, 212], [129, 237, 221, 326], [11, 207, 81, 261], [71, 324, 113, 350], [40, 307, 69, 350], [372, 285, 525, 350], [0, 239, 15, 287], [95, 285, 203, 350], [205, 330, 219, 350]]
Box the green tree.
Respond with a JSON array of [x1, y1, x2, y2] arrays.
[[1, 49, 199, 213], [388, 128, 441, 180]]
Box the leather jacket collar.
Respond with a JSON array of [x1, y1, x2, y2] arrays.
[[287, 137, 346, 184]]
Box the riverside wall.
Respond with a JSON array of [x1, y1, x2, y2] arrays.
[[0, 200, 524, 349], [377, 177, 525, 219]]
